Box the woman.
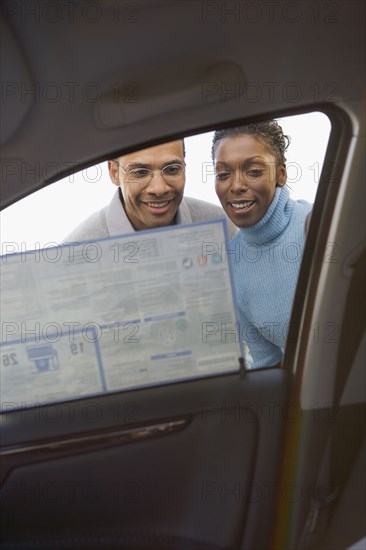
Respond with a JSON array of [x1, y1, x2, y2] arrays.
[[212, 120, 312, 368]]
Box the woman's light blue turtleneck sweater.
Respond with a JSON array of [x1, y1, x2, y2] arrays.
[[229, 186, 312, 368]]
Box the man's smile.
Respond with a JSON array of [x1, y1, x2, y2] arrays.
[[140, 198, 175, 214]]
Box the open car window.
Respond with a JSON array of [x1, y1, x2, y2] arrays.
[[0, 112, 330, 251], [0, 111, 332, 413]]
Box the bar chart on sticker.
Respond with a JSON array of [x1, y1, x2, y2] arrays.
[[0, 220, 242, 411]]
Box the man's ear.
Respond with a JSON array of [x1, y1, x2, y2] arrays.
[[277, 165, 287, 187], [108, 160, 120, 186]]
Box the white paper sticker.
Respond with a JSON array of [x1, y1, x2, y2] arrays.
[[1, 219, 242, 410]]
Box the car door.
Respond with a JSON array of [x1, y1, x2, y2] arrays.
[[0, 107, 362, 550], [1, 366, 289, 549]]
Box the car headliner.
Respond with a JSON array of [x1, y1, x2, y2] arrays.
[[1, 0, 365, 208]]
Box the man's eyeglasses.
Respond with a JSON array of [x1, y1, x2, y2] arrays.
[[116, 162, 185, 184]]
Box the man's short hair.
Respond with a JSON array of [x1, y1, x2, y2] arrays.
[[110, 138, 185, 163]]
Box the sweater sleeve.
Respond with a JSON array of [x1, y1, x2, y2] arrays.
[[62, 207, 109, 243], [237, 304, 284, 368]]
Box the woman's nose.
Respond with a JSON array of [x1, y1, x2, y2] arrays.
[[230, 169, 248, 192]]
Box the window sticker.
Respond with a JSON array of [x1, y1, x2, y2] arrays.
[[0, 219, 242, 411]]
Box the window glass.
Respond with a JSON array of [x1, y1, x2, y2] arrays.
[[0, 111, 331, 411], [0, 112, 330, 251]]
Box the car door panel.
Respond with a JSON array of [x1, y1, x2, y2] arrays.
[[1, 369, 288, 549]]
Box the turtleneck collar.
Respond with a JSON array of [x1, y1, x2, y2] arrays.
[[239, 185, 292, 244]]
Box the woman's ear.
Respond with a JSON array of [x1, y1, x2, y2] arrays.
[[108, 160, 120, 186], [277, 165, 287, 187]]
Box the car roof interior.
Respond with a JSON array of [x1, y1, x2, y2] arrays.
[[1, 0, 364, 207]]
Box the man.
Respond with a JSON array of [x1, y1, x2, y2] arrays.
[[63, 140, 237, 241]]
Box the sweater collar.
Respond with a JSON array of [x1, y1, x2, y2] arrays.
[[239, 185, 292, 244]]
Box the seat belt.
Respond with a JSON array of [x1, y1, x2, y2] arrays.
[[298, 249, 366, 550]]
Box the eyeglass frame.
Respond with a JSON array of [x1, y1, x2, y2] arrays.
[[114, 160, 186, 183]]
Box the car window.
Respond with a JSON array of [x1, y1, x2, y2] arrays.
[[0, 112, 331, 411], [0, 112, 330, 251]]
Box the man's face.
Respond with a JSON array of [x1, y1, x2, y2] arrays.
[[108, 141, 185, 231]]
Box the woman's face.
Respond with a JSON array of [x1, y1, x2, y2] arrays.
[[214, 134, 286, 228]]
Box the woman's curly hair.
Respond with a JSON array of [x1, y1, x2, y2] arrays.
[[211, 120, 290, 166]]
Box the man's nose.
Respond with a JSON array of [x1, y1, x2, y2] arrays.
[[146, 171, 171, 195]]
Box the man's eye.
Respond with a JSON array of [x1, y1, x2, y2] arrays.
[[215, 172, 231, 182], [163, 164, 182, 176], [130, 168, 150, 178]]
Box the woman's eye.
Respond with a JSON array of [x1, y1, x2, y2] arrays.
[[215, 172, 231, 181], [246, 169, 263, 178]]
